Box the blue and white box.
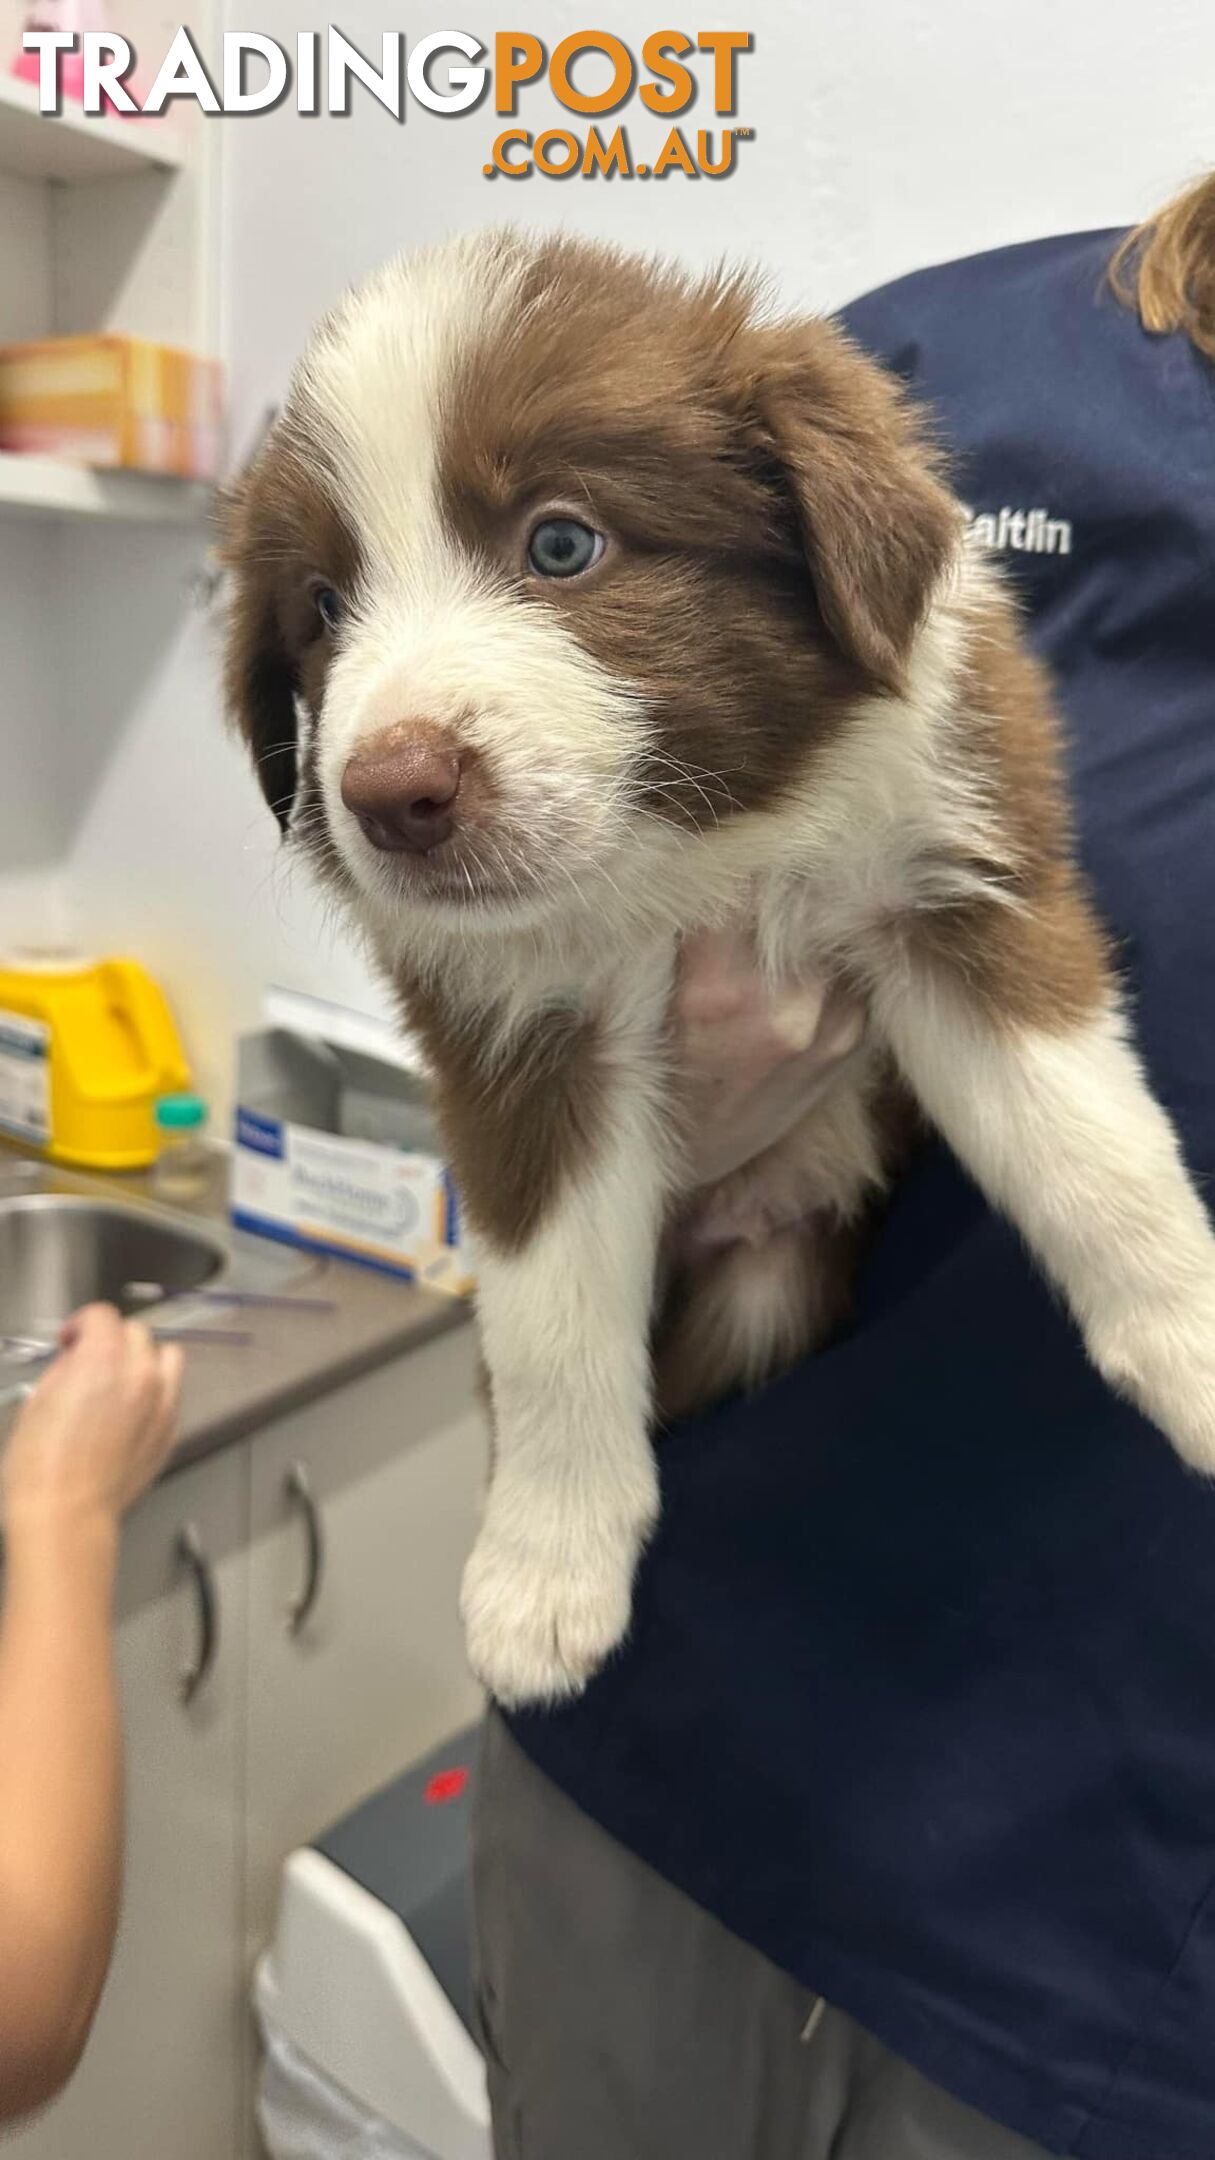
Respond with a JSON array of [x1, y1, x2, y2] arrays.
[[232, 990, 473, 1298]]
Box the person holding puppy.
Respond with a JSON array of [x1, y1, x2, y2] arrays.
[[0, 1308, 181, 2123], [474, 175, 1215, 2159]]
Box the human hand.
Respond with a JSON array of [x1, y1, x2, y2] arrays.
[[3, 1306, 183, 1542], [676, 929, 866, 1188]]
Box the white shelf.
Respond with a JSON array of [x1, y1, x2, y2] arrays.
[[0, 450, 211, 524], [0, 74, 184, 182]]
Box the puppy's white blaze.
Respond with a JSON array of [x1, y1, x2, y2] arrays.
[[298, 231, 523, 547], [318, 547, 642, 807], [298, 233, 649, 913], [881, 979, 1215, 1470]]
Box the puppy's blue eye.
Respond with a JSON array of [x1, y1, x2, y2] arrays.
[[527, 519, 604, 580], [315, 586, 343, 630]]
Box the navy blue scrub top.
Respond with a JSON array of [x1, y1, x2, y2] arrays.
[[509, 230, 1215, 2160]]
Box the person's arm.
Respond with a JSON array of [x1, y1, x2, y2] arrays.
[[0, 1306, 182, 2122]]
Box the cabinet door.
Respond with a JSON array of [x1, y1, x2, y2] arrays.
[[5, 1445, 248, 2160], [244, 1323, 487, 1966]]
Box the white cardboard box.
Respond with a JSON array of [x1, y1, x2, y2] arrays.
[[232, 992, 473, 1298]]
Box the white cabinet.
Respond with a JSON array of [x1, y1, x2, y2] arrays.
[[243, 1326, 486, 1961], [5, 1443, 250, 2160], [3, 1320, 488, 2160]]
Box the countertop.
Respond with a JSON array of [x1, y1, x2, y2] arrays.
[[0, 1145, 472, 1474]]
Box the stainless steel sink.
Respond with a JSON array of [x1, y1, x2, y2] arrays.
[[0, 1195, 227, 1338], [0, 1154, 316, 1400]]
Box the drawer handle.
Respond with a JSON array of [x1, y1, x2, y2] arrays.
[[175, 1524, 217, 1704], [285, 1462, 324, 1635]]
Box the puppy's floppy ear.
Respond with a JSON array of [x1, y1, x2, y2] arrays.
[[219, 475, 298, 837], [744, 319, 961, 691]]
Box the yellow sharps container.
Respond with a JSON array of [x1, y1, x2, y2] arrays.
[[0, 953, 191, 1170]]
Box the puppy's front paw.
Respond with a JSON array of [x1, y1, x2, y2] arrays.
[[461, 1489, 654, 1709], [1093, 1289, 1215, 1474]]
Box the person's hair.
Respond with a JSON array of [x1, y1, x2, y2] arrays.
[[1110, 171, 1215, 360]]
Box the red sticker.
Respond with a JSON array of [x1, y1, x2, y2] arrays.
[[424, 1766, 470, 1806]]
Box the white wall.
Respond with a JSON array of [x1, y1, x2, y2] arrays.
[[0, 523, 72, 952], [7, 0, 1214, 1118], [51, 517, 384, 1114], [222, 0, 1214, 380]]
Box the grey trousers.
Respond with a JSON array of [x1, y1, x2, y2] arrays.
[[472, 1712, 1050, 2160]]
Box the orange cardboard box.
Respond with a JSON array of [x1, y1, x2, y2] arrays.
[[0, 335, 223, 479]]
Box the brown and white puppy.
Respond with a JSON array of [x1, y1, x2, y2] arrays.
[[224, 230, 1215, 1707]]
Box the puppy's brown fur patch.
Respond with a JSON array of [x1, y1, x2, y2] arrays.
[[400, 981, 605, 1252], [434, 239, 960, 829], [909, 592, 1111, 1032], [222, 426, 362, 833]]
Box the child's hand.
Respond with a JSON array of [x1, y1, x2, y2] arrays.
[[3, 1307, 183, 1539]]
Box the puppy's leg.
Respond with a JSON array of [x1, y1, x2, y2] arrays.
[[451, 961, 675, 1708], [875, 951, 1215, 1470]]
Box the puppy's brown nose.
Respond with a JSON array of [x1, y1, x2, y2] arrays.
[[340, 729, 461, 855]]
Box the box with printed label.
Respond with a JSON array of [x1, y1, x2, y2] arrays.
[[232, 994, 473, 1298], [0, 1009, 51, 1149], [0, 335, 223, 478]]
